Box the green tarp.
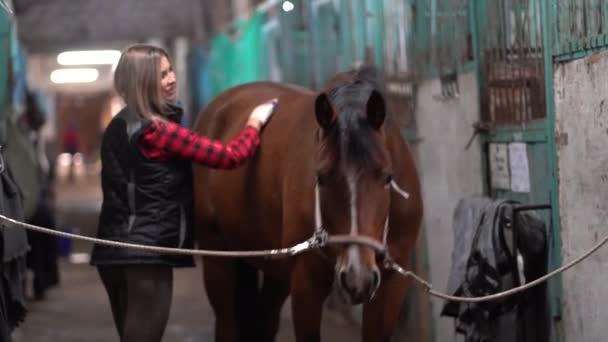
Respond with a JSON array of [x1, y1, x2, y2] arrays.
[[208, 11, 266, 98]]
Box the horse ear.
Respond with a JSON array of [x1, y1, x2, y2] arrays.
[[366, 90, 386, 130], [315, 93, 335, 130]]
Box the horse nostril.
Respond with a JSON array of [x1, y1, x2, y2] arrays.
[[339, 270, 349, 290], [371, 269, 381, 289]]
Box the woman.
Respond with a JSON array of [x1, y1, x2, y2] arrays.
[[90, 44, 276, 342]]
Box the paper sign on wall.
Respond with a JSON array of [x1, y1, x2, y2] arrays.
[[489, 143, 510, 190], [508, 143, 531, 193]]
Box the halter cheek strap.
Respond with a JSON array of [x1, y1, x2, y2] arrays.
[[390, 179, 410, 199], [314, 183, 323, 236], [313, 179, 410, 247]]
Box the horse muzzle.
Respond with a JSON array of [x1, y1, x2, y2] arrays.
[[336, 264, 381, 305]]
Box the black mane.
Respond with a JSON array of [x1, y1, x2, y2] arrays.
[[322, 67, 388, 173]]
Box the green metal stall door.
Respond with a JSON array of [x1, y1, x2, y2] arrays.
[[412, 0, 474, 79], [310, 0, 384, 88], [206, 6, 313, 92], [311, 0, 341, 89], [207, 11, 266, 98], [275, 0, 312, 87], [310, 0, 418, 137], [309, 0, 417, 85], [377, 1, 432, 340], [0, 6, 10, 110], [485, 140, 554, 340], [308, 1, 431, 339], [477, 0, 608, 340], [478, 0, 546, 125], [382, 0, 417, 139], [476, 0, 558, 341], [261, 17, 283, 82], [336, 0, 367, 70]]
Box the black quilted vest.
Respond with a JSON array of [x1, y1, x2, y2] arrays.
[[90, 105, 194, 267]]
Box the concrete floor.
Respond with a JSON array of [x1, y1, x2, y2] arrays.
[[10, 174, 361, 342]]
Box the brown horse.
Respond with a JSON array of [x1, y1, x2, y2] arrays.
[[192, 67, 423, 342]]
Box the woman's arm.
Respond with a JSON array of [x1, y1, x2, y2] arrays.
[[139, 121, 260, 169]]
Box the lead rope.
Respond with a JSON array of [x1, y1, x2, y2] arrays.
[[4, 175, 607, 304]]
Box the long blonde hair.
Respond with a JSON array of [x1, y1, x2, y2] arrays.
[[114, 44, 170, 121]]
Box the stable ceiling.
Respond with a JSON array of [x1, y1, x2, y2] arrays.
[[13, 0, 206, 54], [11, 0, 209, 93]]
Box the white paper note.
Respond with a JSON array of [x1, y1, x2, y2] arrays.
[[489, 143, 510, 190], [509, 143, 531, 193]]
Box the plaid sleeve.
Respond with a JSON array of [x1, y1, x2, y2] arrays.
[[139, 120, 261, 169]]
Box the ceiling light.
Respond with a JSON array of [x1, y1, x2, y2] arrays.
[[282, 1, 294, 12], [57, 50, 121, 66], [50, 68, 99, 84]]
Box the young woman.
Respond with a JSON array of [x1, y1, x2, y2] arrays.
[[90, 44, 276, 341]]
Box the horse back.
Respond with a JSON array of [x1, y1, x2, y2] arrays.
[[192, 81, 318, 253]]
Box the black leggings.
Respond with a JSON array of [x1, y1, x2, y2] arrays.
[[98, 265, 173, 342]]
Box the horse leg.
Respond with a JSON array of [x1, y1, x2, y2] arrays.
[[361, 271, 410, 342], [255, 274, 290, 342], [235, 261, 261, 340], [203, 257, 241, 342], [290, 254, 334, 342]]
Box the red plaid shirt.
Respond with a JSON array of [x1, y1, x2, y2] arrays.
[[139, 120, 260, 169]]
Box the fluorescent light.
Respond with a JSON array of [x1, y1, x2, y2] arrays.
[[57, 153, 72, 167], [50, 68, 99, 84], [57, 50, 121, 66], [282, 1, 294, 12]]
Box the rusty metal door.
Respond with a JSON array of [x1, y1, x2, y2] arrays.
[[476, 1, 555, 341], [479, 0, 546, 126]]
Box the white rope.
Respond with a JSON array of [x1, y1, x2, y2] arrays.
[[3, 178, 607, 304], [0, 214, 383, 257], [0, 214, 314, 258], [388, 233, 608, 303]]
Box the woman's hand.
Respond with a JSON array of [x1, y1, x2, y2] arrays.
[[247, 98, 278, 130]]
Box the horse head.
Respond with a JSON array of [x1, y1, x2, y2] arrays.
[[314, 69, 393, 304]]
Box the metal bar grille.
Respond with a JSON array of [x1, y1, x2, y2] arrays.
[[481, 0, 546, 125], [554, 0, 608, 57], [414, 0, 473, 78]]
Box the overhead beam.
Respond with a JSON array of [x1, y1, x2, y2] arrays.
[[15, 0, 205, 53]]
